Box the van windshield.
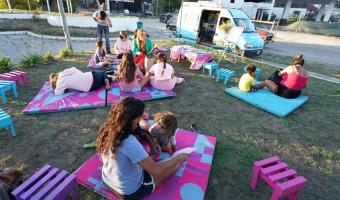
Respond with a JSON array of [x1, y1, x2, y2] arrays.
[[233, 18, 256, 33]]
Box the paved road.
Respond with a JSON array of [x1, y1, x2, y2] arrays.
[[267, 30, 340, 67]]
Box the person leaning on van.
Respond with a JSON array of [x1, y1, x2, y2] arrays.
[[132, 29, 153, 74]]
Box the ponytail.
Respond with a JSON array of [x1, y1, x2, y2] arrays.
[[292, 54, 304, 66], [156, 53, 167, 76]]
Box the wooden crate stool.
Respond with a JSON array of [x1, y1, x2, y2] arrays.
[[250, 156, 307, 200], [12, 165, 78, 200], [244, 66, 261, 80], [0, 70, 28, 87], [202, 62, 219, 76], [0, 109, 16, 136], [0, 80, 19, 104], [216, 68, 234, 85]]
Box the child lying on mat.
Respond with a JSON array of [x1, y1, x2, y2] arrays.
[[147, 53, 184, 91], [49, 67, 112, 95], [97, 97, 188, 199], [95, 40, 114, 67], [116, 53, 150, 92], [239, 64, 265, 92]]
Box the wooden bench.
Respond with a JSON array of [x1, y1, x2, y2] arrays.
[[250, 156, 307, 200], [12, 165, 78, 200], [0, 80, 18, 104], [0, 109, 16, 137], [202, 62, 219, 76], [216, 68, 234, 85], [0, 70, 28, 87]]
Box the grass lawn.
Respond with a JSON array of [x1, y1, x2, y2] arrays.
[[0, 40, 339, 199]]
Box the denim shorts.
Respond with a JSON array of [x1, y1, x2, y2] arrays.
[[120, 85, 141, 92]]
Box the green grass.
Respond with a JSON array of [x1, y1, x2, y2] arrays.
[[0, 40, 339, 199]]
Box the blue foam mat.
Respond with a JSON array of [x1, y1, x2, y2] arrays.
[[225, 87, 308, 117]]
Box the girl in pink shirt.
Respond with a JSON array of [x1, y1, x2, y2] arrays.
[[147, 53, 184, 91], [117, 53, 150, 92], [49, 67, 112, 95], [114, 31, 132, 59]]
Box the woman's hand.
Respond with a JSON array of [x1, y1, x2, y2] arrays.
[[178, 153, 189, 162], [136, 52, 141, 56]]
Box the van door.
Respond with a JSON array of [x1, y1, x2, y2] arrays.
[[177, 6, 201, 43], [213, 9, 234, 46]]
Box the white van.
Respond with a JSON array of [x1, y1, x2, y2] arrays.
[[176, 1, 264, 57]]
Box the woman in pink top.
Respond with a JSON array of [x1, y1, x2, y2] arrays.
[[265, 54, 309, 99], [117, 53, 150, 92], [49, 67, 112, 95], [147, 53, 184, 91]]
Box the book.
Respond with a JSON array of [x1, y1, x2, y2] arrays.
[[157, 146, 200, 164]]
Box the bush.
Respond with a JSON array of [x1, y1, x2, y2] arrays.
[[59, 48, 73, 58], [0, 56, 17, 72], [19, 53, 42, 68], [43, 51, 55, 62]]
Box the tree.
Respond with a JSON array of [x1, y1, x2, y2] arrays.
[[56, 0, 73, 51], [6, 0, 12, 13]]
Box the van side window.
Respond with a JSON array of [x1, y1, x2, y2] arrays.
[[219, 17, 233, 34], [185, 14, 199, 25]]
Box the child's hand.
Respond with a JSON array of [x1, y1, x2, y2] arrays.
[[152, 144, 161, 152]]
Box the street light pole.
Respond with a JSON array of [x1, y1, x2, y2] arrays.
[[156, 0, 158, 15]]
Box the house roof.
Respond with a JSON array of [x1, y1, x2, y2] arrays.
[[275, 0, 340, 6], [307, 4, 318, 10]]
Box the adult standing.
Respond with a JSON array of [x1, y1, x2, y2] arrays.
[[114, 31, 132, 59], [264, 54, 309, 99], [132, 29, 153, 72], [93, 3, 112, 54]]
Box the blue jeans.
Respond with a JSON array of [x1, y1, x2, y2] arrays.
[[97, 24, 110, 53]]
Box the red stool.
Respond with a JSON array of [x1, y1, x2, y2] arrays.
[[250, 156, 307, 200], [0, 70, 28, 87], [11, 165, 78, 200]]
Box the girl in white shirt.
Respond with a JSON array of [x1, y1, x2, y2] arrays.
[[114, 31, 132, 59]]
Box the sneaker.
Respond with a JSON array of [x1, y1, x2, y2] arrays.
[[191, 124, 203, 134]]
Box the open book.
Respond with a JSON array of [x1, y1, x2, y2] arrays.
[[148, 46, 167, 55], [157, 146, 200, 164]]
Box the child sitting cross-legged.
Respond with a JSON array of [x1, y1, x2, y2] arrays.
[[95, 40, 114, 67], [239, 64, 265, 92], [116, 53, 150, 92]]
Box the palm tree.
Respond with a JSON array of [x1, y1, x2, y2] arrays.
[[56, 0, 73, 51]]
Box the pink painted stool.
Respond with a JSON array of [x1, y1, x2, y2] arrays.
[[11, 165, 78, 200], [250, 156, 307, 200], [0, 70, 28, 87]]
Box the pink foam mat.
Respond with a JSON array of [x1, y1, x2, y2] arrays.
[[87, 55, 121, 70], [74, 128, 216, 200], [22, 82, 106, 114], [106, 81, 176, 106]]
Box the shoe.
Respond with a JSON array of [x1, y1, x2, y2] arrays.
[[191, 124, 202, 134], [107, 51, 112, 55]]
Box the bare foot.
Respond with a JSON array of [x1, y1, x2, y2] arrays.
[[105, 79, 110, 90]]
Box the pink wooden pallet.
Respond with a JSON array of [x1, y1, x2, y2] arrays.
[[0, 70, 28, 87], [250, 156, 307, 200]]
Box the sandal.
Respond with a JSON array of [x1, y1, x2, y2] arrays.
[[191, 124, 203, 134]]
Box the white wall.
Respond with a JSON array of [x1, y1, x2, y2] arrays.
[[0, 13, 139, 32], [46, 15, 139, 32]]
